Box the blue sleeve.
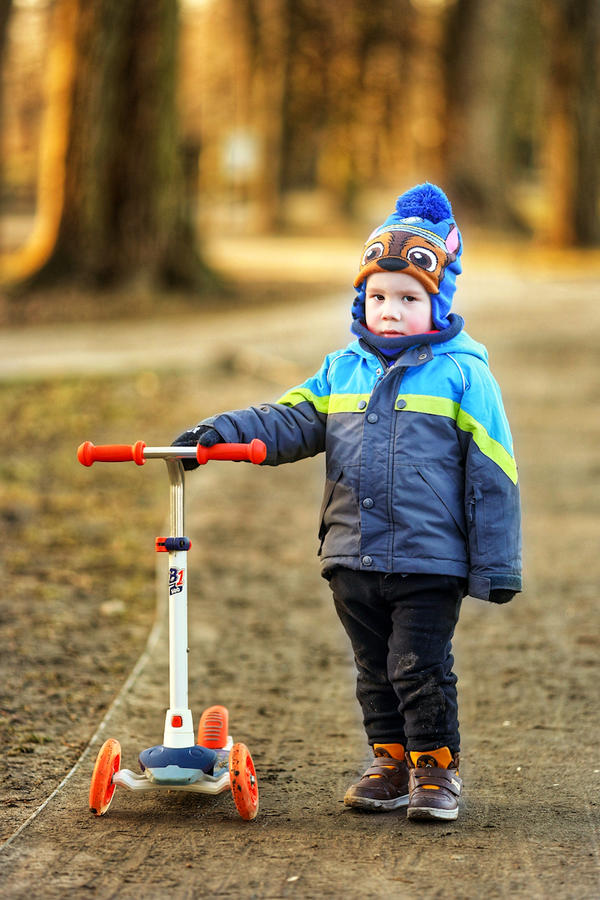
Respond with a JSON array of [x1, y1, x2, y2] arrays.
[[457, 360, 522, 601], [202, 356, 334, 465]]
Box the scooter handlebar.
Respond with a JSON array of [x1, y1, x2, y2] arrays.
[[195, 439, 267, 465], [78, 440, 147, 466], [77, 439, 267, 466]]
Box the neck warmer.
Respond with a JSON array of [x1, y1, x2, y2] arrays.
[[352, 313, 464, 360]]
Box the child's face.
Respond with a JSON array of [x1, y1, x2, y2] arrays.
[[364, 272, 433, 336]]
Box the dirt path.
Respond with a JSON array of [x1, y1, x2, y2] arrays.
[[1, 265, 600, 898], [1, 457, 598, 899]]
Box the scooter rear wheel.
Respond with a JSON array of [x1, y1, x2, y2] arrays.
[[229, 742, 259, 820], [197, 705, 229, 749], [89, 738, 121, 816]]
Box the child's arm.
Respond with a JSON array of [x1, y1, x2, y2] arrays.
[[456, 361, 522, 603], [173, 355, 336, 468]]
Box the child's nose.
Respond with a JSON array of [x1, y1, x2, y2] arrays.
[[383, 301, 401, 319]]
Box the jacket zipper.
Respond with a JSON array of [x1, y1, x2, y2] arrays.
[[360, 341, 411, 566], [468, 496, 475, 522], [358, 338, 391, 373], [387, 366, 407, 566]]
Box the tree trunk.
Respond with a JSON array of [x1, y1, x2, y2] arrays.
[[0, 1, 11, 107], [0, 0, 77, 284], [441, 0, 527, 227], [573, 0, 600, 244], [234, 0, 292, 232], [541, 0, 600, 246], [0, 0, 13, 220], [4, 0, 209, 290]]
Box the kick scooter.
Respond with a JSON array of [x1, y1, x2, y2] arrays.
[[77, 437, 267, 821]]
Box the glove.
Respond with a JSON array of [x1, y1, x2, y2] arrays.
[[489, 589, 516, 604], [172, 424, 222, 470]]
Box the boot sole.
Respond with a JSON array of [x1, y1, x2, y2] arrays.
[[344, 793, 409, 811], [407, 805, 458, 821]]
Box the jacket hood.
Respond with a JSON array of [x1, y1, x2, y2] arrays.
[[433, 327, 489, 365]]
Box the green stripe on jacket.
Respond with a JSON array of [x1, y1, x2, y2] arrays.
[[277, 388, 517, 485], [277, 388, 370, 415], [395, 394, 518, 484]]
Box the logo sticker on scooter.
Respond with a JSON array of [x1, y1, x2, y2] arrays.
[[169, 567, 185, 595]]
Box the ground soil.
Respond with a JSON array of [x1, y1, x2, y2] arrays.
[[0, 244, 599, 898]]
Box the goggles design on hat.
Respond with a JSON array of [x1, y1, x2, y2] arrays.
[[354, 221, 460, 294]]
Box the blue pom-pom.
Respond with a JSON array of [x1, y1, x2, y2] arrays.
[[395, 182, 452, 224]]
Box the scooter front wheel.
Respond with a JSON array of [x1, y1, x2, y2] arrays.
[[229, 742, 259, 820], [89, 738, 121, 816]]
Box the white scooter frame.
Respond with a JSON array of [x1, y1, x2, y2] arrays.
[[78, 438, 266, 820]]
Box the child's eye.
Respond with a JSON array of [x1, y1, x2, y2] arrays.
[[402, 295, 417, 302]]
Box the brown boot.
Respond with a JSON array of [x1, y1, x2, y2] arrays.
[[344, 745, 409, 812], [407, 747, 462, 821]]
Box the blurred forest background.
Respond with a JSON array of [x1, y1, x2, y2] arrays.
[[0, 0, 599, 301]]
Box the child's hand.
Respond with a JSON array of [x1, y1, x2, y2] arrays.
[[172, 425, 222, 470], [489, 589, 516, 604]]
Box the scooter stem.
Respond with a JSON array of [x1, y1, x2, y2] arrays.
[[78, 439, 266, 752], [163, 459, 194, 747], [167, 458, 185, 535]]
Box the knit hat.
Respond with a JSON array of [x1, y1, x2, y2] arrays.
[[352, 183, 462, 330]]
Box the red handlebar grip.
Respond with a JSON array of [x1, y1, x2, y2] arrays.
[[195, 439, 267, 466], [78, 441, 146, 466]]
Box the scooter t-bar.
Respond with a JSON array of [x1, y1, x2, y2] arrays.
[[77, 439, 267, 467]]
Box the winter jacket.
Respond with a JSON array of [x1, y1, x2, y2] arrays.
[[202, 320, 522, 602]]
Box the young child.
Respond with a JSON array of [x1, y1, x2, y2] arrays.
[[173, 183, 522, 821]]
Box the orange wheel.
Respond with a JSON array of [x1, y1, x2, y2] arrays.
[[89, 738, 121, 816], [229, 742, 259, 820], [197, 705, 229, 749]]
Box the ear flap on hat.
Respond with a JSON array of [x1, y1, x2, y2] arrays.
[[445, 224, 460, 255]]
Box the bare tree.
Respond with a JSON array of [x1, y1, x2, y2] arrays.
[[0, 0, 11, 99], [441, 0, 531, 227], [3, 0, 210, 290], [540, 0, 600, 245], [231, 0, 414, 221], [0, 0, 13, 219]]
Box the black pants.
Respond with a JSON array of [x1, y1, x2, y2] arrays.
[[329, 569, 465, 754]]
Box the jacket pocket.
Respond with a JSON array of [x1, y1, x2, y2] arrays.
[[415, 464, 467, 539], [391, 461, 467, 563], [466, 483, 487, 557], [466, 471, 521, 567], [318, 467, 343, 550], [318, 465, 360, 557]]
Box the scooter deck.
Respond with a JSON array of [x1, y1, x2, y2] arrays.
[[113, 768, 231, 794]]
